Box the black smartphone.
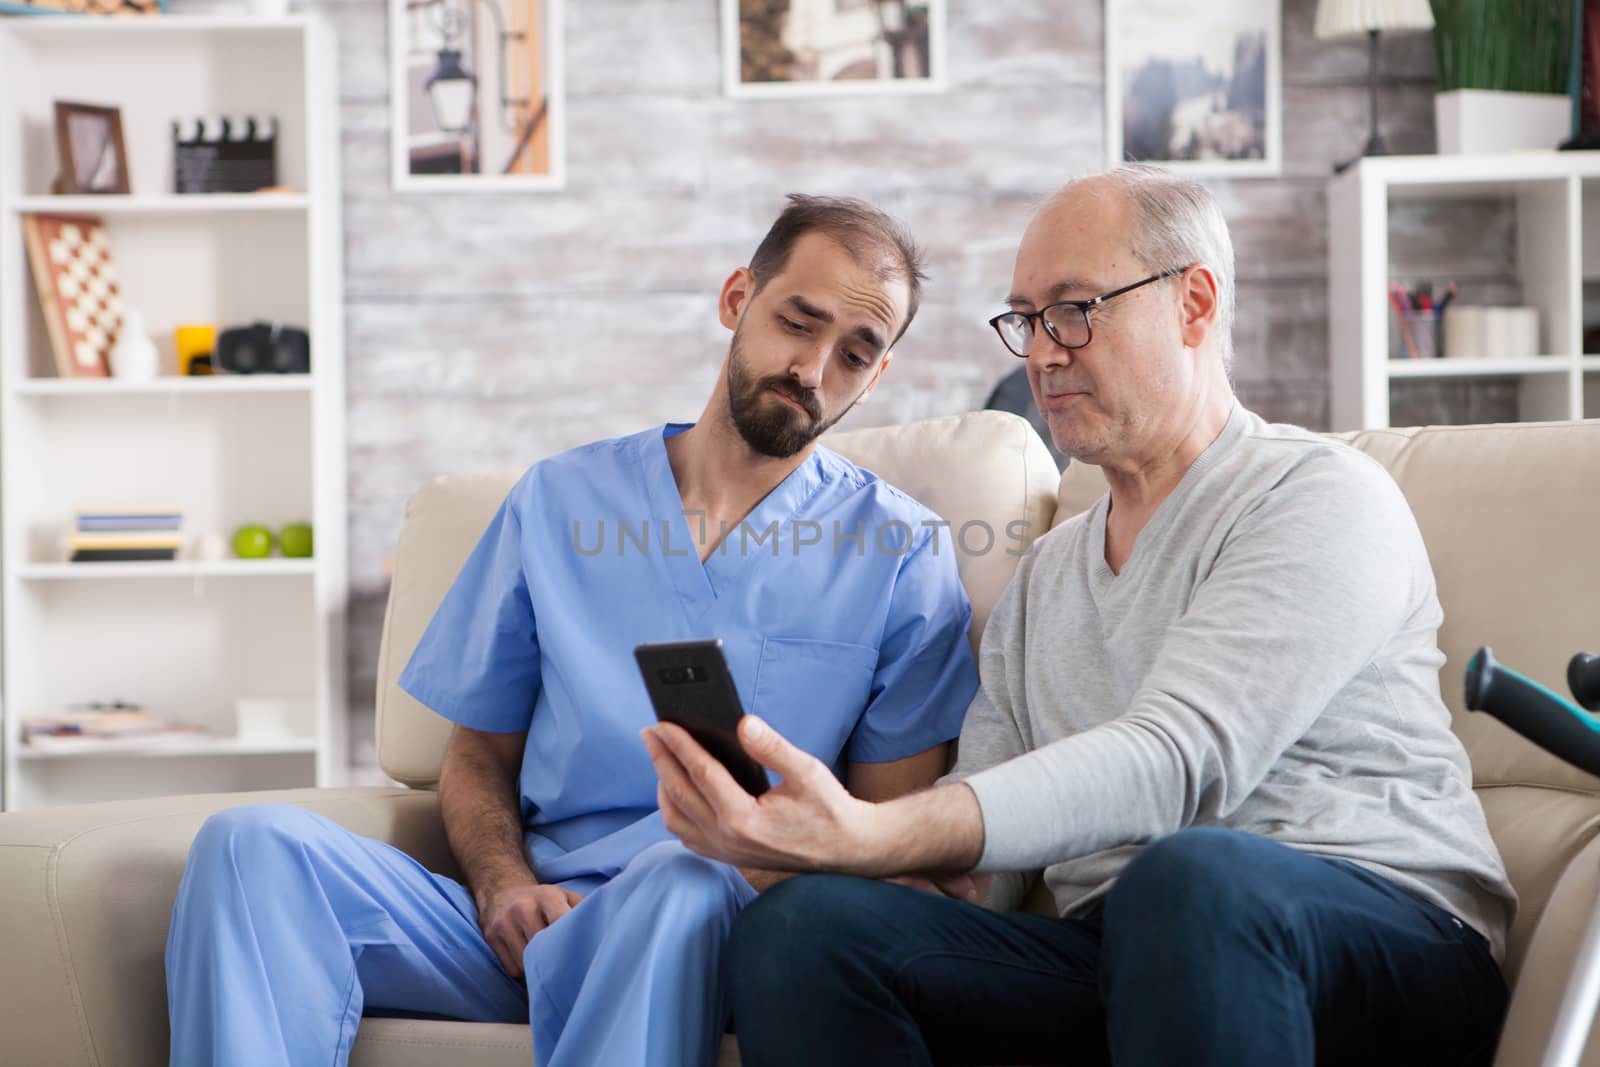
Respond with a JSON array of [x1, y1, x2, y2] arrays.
[[634, 639, 771, 796]]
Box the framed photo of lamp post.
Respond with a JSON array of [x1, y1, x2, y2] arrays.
[[389, 0, 565, 191], [725, 0, 947, 98], [1105, 0, 1282, 176]]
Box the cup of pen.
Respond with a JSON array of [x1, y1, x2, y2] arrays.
[[1391, 305, 1441, 360], [1389, 283, 1455, 360]]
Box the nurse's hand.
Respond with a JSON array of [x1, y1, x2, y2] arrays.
[[884, 872, 993, 903], [643, 716, 876, 875], [478, 882, 586, 978]]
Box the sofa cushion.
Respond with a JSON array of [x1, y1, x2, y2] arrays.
[[348, 1020, 743, 1066], [376, 411, 1058, 788], [1477, 784, 1600, 983]]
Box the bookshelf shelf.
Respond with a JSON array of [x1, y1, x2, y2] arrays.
[[1328, 153, 1600, 429], [1385, 356, 1575, 379], [14, 375, 313, 398], [16, 735, 317, 761], [19, 560, 316, 582], [0, 16, 348, 811], [12, 194, 308, 216]]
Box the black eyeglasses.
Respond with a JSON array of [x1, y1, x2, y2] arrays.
[[987, 265, 1192, 358]]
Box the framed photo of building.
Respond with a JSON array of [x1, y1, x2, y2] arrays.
[[390, 0, 565, 191], [1106, 0, 1281, 176], [724, 0, 946, 98]]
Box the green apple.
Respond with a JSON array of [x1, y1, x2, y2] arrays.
[[233, 524, 273, 559], [279, 522, 314, 559]]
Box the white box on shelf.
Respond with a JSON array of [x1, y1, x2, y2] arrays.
[[233, 697, 313, 743], [1434, 90, 1573, 155], [1443, 306, 1542, 360]]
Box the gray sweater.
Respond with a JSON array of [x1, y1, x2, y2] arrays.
[[952, 405, 1517, 960]]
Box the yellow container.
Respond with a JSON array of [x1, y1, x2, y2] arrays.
[[175, 324, 217, 376]]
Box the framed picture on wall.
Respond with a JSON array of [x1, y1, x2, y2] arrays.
[[1105, 0, 1282, 176], [389, 0, 565, 191], [724, 0, 946, 98], [0, 0, 162, 13]]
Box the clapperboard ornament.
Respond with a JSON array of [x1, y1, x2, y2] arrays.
[[172, 116, 278, 194]]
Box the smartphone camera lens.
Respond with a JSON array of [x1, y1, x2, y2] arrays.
[[657, 665, 704, 686]]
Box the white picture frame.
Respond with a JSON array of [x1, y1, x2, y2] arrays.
[[389, 0, 565, 192], [723, 0, 947, 99], [1105, 0, 1281, 177]]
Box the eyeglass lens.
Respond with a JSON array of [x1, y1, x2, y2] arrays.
[[997, 304, 1090, 356]]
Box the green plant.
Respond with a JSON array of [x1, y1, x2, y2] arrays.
[[1430, 0, 1574, 93]]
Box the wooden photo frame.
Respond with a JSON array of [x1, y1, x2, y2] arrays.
[[53, 101, 132, 196], [1105, 0, 1282, 176], [723, 0, 947, 98], [390, 0, 566, 192]]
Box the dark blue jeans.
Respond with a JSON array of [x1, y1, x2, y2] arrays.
[[727, 828, 1507, 1066]]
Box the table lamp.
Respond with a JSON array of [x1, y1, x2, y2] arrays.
[[1316, 0, 1436, 172]]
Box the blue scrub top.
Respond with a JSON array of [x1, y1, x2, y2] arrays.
[[400, 424, 977, 891]]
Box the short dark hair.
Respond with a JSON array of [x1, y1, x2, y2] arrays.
[[748, 194, 927, 344]]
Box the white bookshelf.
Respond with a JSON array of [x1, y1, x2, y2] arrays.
[[0, 15, 348, 810], [1327, 152, 1600, 430]]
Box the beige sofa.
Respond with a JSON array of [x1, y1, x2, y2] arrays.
[[2, 410, 1598, 1067]]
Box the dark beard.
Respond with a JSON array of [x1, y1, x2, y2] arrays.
[[726, 333, 836, 459]]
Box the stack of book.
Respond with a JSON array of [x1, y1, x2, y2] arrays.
[[70, 509, 184, 562], [22, 702, 208, 753]]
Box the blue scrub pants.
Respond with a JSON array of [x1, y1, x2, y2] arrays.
[[727, 827, 1508, 1066], [165, 803, 754, 1066]]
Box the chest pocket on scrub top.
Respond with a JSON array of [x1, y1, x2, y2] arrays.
[[749, 637, 879, 769]]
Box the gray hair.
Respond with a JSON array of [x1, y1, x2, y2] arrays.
[[1047, 164, 1237, 370]]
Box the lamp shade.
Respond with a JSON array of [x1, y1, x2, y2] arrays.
[[1314, 0, 1434, 39]]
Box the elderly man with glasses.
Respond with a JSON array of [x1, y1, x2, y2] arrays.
[[644, 165, 1516, 1067]]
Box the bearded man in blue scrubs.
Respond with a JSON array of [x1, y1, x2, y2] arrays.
[[164, 195, 980, 1067]]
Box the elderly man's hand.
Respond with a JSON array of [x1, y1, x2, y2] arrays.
[[642, 715, 881, 875]]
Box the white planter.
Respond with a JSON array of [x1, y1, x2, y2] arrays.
[[1434, 90, 1572, 154]]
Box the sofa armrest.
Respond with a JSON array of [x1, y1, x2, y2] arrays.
[[0, 786, 450, 1067], [1496, 832, 1600, 1067]]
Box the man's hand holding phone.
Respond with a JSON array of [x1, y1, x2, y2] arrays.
[[643, 713, 878, 874]]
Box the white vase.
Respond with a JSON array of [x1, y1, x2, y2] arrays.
[[109, 307, 160, 381], [1434, 90, 1572, 155]]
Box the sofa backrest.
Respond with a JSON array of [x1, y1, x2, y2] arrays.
[[375, 411, 1059, 787], [1053, 418, 1600, 977]]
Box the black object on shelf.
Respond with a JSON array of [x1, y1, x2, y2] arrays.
[[216, 322, 310, 374], [173, 116, 278, 194]]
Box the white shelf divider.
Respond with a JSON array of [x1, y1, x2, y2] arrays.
[[13, 194, 308, 216], [16, 735, 317, 761], [14, 375, 313, 398], [1385, 356, 1577, 379], [19, 560, 316, 582]]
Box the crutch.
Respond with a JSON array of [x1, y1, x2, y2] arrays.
[[1465, 646, 1600, 1067]]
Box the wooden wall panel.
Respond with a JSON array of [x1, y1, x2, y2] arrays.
[[319, 0, 1467, 765]]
